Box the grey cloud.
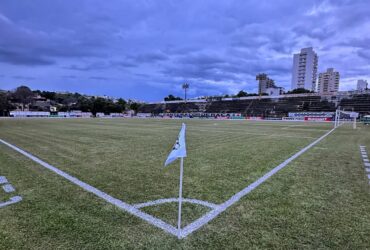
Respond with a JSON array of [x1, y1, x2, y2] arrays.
[[62, 75, 77, 79], [127, 51, 169, 64], [357, 49, 370, 60], [63, 62, 109, 71], [0, 48, 55, 66], [12, 75, 36, 80], [0, 0, 370, 100], [89, 76, 110, 80]]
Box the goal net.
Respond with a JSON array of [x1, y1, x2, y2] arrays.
[[334, 109, 359, 129]]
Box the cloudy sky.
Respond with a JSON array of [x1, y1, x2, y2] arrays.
[[0, 0, 369, 101]]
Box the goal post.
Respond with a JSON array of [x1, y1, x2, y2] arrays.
[[334, 109, 358, 129]]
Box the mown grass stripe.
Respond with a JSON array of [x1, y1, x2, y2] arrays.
[[0, 139, 179, 237]]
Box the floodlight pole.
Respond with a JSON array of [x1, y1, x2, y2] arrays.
[[177, 157, 184, 238]]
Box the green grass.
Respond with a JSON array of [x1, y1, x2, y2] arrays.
[[0, 118, 369, 249]]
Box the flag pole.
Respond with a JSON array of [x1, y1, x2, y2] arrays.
[[177, 157, 184, 238]]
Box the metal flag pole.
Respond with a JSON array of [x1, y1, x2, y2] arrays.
[[177, 157, 184, 238]]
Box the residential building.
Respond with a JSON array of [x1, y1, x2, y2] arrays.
[[291, 47, 318, 91], [317, 68, 340, 94], [357, 79, 368, 91], [256, 73, 276, 95], [266, 87, 284, 96]]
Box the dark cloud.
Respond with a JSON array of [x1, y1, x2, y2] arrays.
[[111, 60, 137, 68], [12, 75, 36, 80], [0, 48, 55, 66], [128, 51, 169, 64], [89, 76, 110, 80], [0, 0, 369, 101], [357, 49, 370, 60], [62, 75, 77, 79]]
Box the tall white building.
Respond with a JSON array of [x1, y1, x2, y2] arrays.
[[317, 68, 340, 94], [291, 47, 318, 91], [357, 79, 368, 91]]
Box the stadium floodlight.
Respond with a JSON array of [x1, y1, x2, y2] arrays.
[[334, 109, 358, 129], [182, 83, 189, 103]]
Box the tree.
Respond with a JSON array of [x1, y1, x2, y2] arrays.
[[0, 92, 12, 116], [40, 91, 56, 100], [91, 97, 107, 116], [236, 90, 248, 97], [12, 86, 34, 110], [129, 102, 140, 114], [285, 88, 314, 94], [74, 96, 93, 112], [117, 98, 127, 111], [164, 94, 182, 101]]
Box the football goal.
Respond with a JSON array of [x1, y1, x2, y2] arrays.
[[334, 109, 359, 129]]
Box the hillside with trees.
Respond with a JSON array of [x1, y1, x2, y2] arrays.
[[0, 86, 137, 116]]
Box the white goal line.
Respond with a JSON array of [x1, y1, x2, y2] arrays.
[[0, 126, 335, 239]]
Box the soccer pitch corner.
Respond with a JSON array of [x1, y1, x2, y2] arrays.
[[0, 119, 369, 248]]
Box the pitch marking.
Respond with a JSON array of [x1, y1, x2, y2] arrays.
[[0, 127, 335, 239], [0, 139, 178, 237], [0, 176, 8, 184], [2, 184, 15, 193], [180, 128, 335, 238], [134, 198, 218, 209], [0, 196, 22, 209]]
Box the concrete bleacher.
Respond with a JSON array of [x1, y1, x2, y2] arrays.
[[339, 94, 370, 114], [138, 93, 369, 117]]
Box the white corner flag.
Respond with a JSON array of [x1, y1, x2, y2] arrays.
[[164, 123, 187, 238], [164, 123, 187, 167]]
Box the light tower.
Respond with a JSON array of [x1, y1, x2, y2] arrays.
[[182, 83, 189, 103]]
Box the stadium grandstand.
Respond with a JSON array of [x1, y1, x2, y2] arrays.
[[137, 92, 370, 119]]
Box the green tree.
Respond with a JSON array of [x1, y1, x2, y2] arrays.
[[236, 90, 248, 97], [286, 88, 314, 94], [0, 92, 12, 116], [117, 98, 127, 111], [129, 102, 140, 114], [164, 94, 182, 101], [12, 86, 34, 110]]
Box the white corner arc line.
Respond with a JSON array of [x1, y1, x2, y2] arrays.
[[0, 176, 8, 184], [180, 128, 336, 238], [134, 198, 219, 209], [2, 183, 15, 193], [0, 196, 22, 209], [0, 139, 178, 237], [0, 127, 335, 239]]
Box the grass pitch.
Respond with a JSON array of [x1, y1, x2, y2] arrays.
[[0, 118, 369, 249]]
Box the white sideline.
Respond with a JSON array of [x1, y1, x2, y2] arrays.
[[133, 198, 218, 209], [0, 127, 335, 239], [0, 196, 22, 208], [180, 127, 336, 238], [0, 139, 178, 237]]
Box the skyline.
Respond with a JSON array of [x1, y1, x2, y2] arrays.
[[1, 0, 370, 101]]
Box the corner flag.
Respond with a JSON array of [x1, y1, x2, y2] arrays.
[[164, 123, 187, 167]]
